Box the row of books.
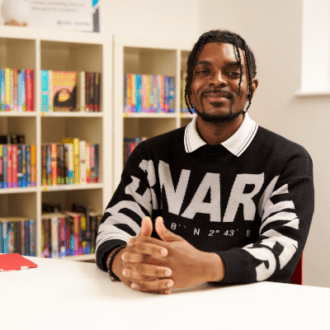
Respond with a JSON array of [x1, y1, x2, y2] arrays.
[[42, 139, 99, 186], [0, 144, 36, 189], [41, 70, 101, 112], [0, 218, 36, 255], [0, 68, 35, 112], [124, 73, 175, 113], [123, 137, 147, 167], [42, 203, 102, 258]]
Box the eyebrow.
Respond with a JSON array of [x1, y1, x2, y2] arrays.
[[195, 60, 245, 69]]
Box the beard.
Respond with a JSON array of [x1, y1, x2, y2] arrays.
[[194, 100, 244, 123]]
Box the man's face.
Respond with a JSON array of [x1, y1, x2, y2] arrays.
[[190, 42, 257, 123]]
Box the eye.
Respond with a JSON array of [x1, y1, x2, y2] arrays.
[[195, 69, 209, 75], [227, 71, 241, 78]]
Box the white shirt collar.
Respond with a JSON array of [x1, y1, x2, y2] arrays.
[[184, 113, 258, 157]]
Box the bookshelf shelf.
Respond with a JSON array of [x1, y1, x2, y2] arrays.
[[0, 27, 112, 260], [113, 36, 194, 188], [0, 187, 38, 195], [41, 183, 103, 192], [0, 113, 37, 117], [123, 113, 177, 118]]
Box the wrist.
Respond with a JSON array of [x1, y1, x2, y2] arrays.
[[204, 252, 225, 283], [107, 245, 127, 280]]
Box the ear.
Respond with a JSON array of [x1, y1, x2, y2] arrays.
[[251, 78, 258, 95]]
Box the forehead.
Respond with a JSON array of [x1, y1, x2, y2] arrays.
[[196, 42, 245, 65]]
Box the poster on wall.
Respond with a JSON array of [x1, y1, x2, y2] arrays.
[[0, 0, 100, 32]]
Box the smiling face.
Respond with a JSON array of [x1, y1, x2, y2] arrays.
[[190, 42, 258, 123]]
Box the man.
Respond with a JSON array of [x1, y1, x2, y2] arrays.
[[96, 30, 314, 294]]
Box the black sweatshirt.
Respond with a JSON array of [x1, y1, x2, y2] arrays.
[[96, 114, 314, 284]]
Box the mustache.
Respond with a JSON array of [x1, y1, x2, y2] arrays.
[[201, 89, 234, 99]]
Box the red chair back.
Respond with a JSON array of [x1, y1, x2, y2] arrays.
[[290, 255, 303, 285]]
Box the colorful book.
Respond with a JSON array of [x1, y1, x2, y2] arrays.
[[52, 71, 77, 111], [25, 69, 34, 112], [41, 70, 49, 112]]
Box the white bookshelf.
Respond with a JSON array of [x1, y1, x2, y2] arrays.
[[113, 35, 195, 189], [0, 26, 113, 260]]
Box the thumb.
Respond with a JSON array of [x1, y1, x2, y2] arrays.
[[139, 216, 153, 237], [155, 217, 182, 242]]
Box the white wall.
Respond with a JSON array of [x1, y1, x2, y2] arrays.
[[101, 0, 199, 40], [199, 0, 330, 288]]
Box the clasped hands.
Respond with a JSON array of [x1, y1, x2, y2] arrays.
[[112, 216, 225, 294]]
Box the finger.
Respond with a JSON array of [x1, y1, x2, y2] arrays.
[[121, 252, 148, 263], [155, 217, 182, 242], [127, 235, 166, 247], [131, 242, 168, 257], [139, 216, 153, 237], [131, 279, 174, 293], [122, 264, 172, 280]]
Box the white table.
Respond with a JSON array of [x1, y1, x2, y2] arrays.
[[0, 256, 329, 330]]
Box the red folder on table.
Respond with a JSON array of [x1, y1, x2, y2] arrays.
[[0, 253, 38, 271]]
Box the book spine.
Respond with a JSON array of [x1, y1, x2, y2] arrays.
[[26, 69, 34, 112], [169, 76, 175, 113], [5, 68, 10, 111], [66, 217, 71, 256], [51, 216, 59, 258], [94, 144, 99, 183], [13, 221, 19, 253], [12, 145, 18, 188], [48, 70, 53, 112], [17, 145, 22, 187], [10, 68, 13, 111], [41, 70, 49, 112], [29, 219, 35, 256], [149, 74, 154, 113], [94, 72, 100, 112], [89, 72, 94, 111], [59, 217, 66, 257], [85, 72, 90, 112], [2, 146, 7, 188], [146, 74, 150, 112], [46, 145, 51, 186], [26, 145, 31, 187], [51, 143, 57, 185], [73, 138, 80, 184], [17, 70, 22, 112], [64, 144, 69, 184], [0, 69, 5, 111], [13, 69, 18, 112], [31, 144, 36, 186], [7, 145, 12, 188], [132, 73, 137, 112], [136, 74, 141, 113], [21, 70, 26, 112], [80, 71, 86, 111], [22, 145, 27, 187], [80, 140, 86, 184], [7, 222, 14, 253], [68, 143, 74, 184], [85, 142, 91, 184], [90, 144, 95, 183], [142, 74, 147, 113]]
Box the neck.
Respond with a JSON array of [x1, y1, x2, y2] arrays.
[[196, 113, 244, 145]]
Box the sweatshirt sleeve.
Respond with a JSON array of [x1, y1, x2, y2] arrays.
[[216, 147, 314, 284], [95, 142, 156, 271]]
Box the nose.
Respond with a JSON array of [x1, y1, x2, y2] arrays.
[[210, 70, 227, 87]]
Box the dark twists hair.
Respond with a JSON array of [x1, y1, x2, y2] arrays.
[[185, 29, 257, 114]]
